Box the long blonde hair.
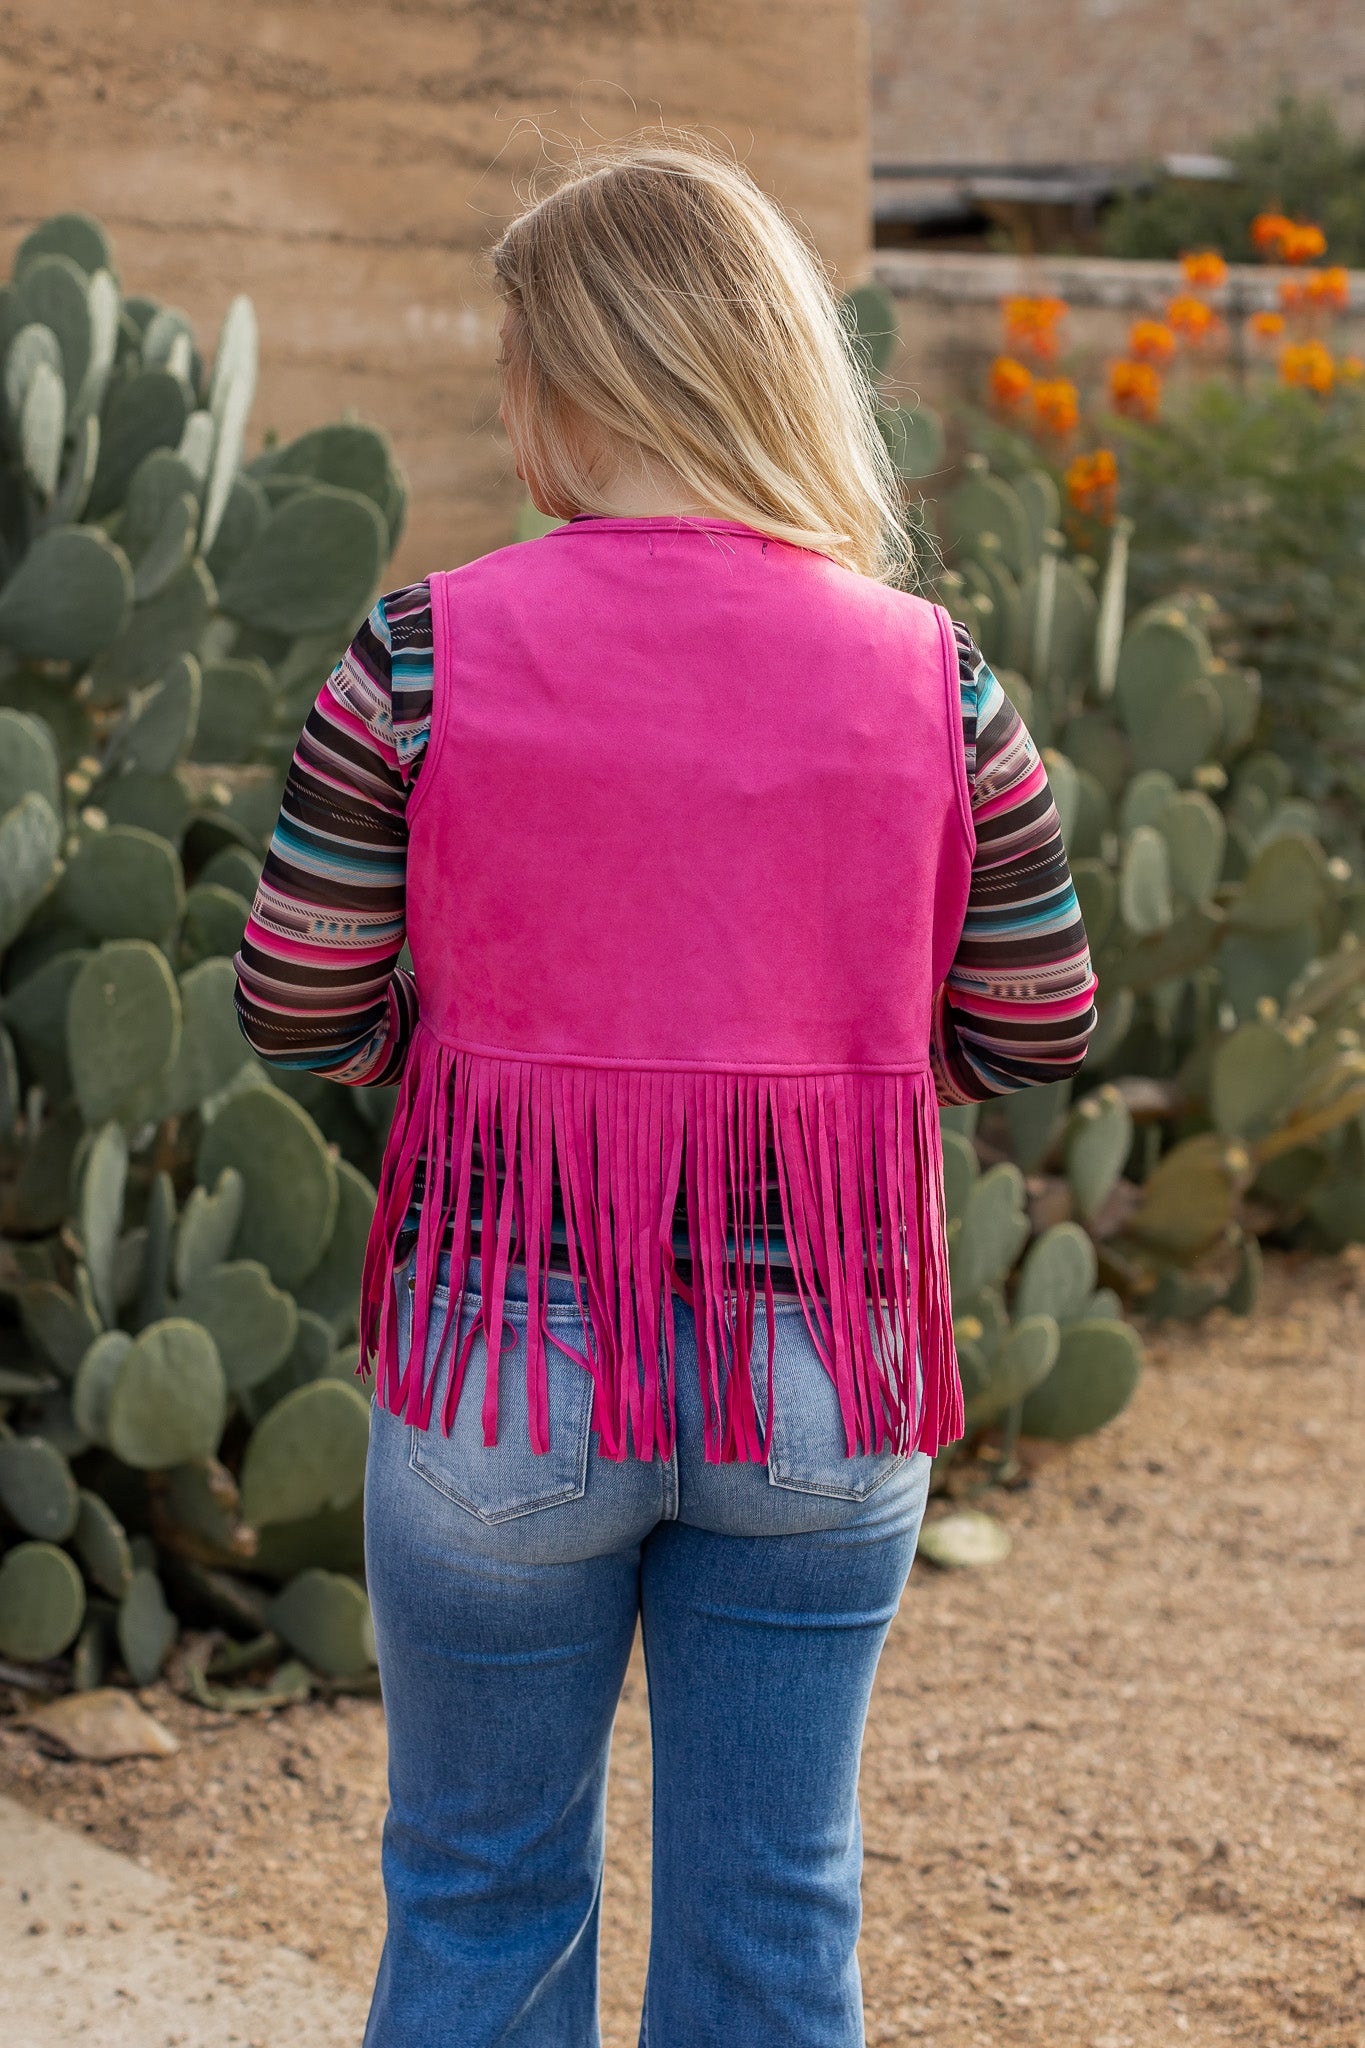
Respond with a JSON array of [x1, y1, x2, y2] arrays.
[[491, 140, 908, 582]]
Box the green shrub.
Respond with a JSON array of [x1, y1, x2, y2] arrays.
[[1102, 97, 1365, 267]]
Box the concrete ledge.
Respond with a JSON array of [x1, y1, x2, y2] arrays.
[[873, 249, 1364, 316]]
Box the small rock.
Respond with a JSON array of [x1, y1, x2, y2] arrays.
[[917, 1509, 1013, 1569], [20, 1688, 179, 1762]]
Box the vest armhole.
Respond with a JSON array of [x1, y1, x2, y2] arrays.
[[934, 604, 977, 865], [407, 569, 455, 825]]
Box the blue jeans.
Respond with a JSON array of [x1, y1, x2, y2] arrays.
[[363, 1256, 931, 2048]]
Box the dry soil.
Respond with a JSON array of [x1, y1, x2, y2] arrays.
[[2, 1251, 1363, 2047]]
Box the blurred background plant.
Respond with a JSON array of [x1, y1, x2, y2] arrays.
[[0, 211, 404, 1703], [1101, 97, 1365, 267], [848, 282, 1365, 1492], [968, 211, 1365, 844]]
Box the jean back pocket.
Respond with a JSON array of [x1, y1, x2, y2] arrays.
[[408, 1291, 595, 1524], [764, 1306, 905, 1502]]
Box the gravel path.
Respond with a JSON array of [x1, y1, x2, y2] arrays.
[[2, 1252, 1362, 2046]]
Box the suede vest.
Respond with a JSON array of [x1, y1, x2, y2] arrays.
[[360, 518, 975, 1464]]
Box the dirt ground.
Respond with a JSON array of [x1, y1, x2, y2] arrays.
[[3, 1251, 1363, 2047]]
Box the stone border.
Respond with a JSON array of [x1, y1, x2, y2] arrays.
[[873, 250, 1363, 318]]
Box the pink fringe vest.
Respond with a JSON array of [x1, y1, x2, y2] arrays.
[[360, 518, 974, 1463]]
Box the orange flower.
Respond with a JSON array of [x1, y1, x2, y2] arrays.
[[1032, 376, 1080, 437], [1341, 355, 1364, 382], [1278, 277, 1306, 313], [1303, 265, 1350, 311], [1166, 292, 1220, 343], [1251, 211, 1295, 256], [1280, 222, 1327, 264], [1128, 318, 1176, 365], [1180, 249, 1227, 289], [1065, 448, 1119, 523], [1280, 339, 1334, 394], [1249, 309, 1286, 341], [1108, 358, 1162, 422], [1002, 294, 1067, 361], [989, 354, 1035, 410]]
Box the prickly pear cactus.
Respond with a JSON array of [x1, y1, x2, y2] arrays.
[[933, 437, 1365, 1457], [0, 213, 401, 1695]]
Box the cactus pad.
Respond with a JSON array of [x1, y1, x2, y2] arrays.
[[1114, 615, 1210, 732], [1021, 1317, 1142, 1440], [0, 1435, 79, 1542], [76, 1121, 128, 1326], [198, 844, 261, 901], [117, 1565, 177, 1684], [59, 825, 184, 944], [1003, 1077, 1071, 1174], [218, 484, 386, 636], [87, 556, 215, 704], [1129, 679, 1223, 783], [1119, 825, 1173, 935], [88, 366, 189, 517], [172, 1167, 246, 1295], [0, 709, 61, 819], [1071, 857, 1116, 953], [177, 1260, 299, 1393], [179, 882, 250, 968], [105, 1318, 227, 1469], [100, 766, 193, 846], [1231, 834, 1328, 935], [950, 1162, 1030, 1308], [944, 468, 1033, 580], [130, 490, 197, 602], [268, 1567, 375, 1680], [160, 956, 254, 1114], [1015, 468, 1061, 563], [1065, 1085, 1134, 1222], [73, 1488, 134, 1599], [0, 794, 61, 952], [1212, 665, 1261, 755], [239, 1379, 370, 1528], [15, 211, 113, 280], [71, 1330, 132, 1442], [196, 1085, 338, 1287], [1014, 1222, 1098, 1324], [118, 653, 201, 774], [294, 1160, 376, 1337], [0, 1541, 86, 1662], [67, 940, 181, 1125], [1120, 769, 1177, 837], [1128, 1134, 1240, 1258], [965, 1313, 1061, 1432], [192, 657, 274, 763], [844, 282, 898, 379], [1158, 789, 1226, 906], [250, 1495, 366, 1580], [1209, 1021, 1297, 1138]]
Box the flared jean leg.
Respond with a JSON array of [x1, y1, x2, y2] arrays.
[[636, 1466, 928, 2048], [362, 1404, 642, 2048]]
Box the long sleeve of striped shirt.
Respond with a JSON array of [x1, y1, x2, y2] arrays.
[[233, 586, 1097, 1101]]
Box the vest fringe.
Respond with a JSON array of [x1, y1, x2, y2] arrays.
[[358, 1028, 962, 1463]]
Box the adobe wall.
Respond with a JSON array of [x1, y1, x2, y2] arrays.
[[0, 1, 869, 580], [870, 1, 1365, 165]]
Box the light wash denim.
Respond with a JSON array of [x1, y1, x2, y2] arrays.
[[363, 1254, 931, 2048]]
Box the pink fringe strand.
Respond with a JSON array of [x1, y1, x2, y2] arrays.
[[357, 1026, 962, 1464]]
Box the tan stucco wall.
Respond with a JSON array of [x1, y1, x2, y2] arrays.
[[870, 0, 1365, 166], [1, 0, 869, 580]]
